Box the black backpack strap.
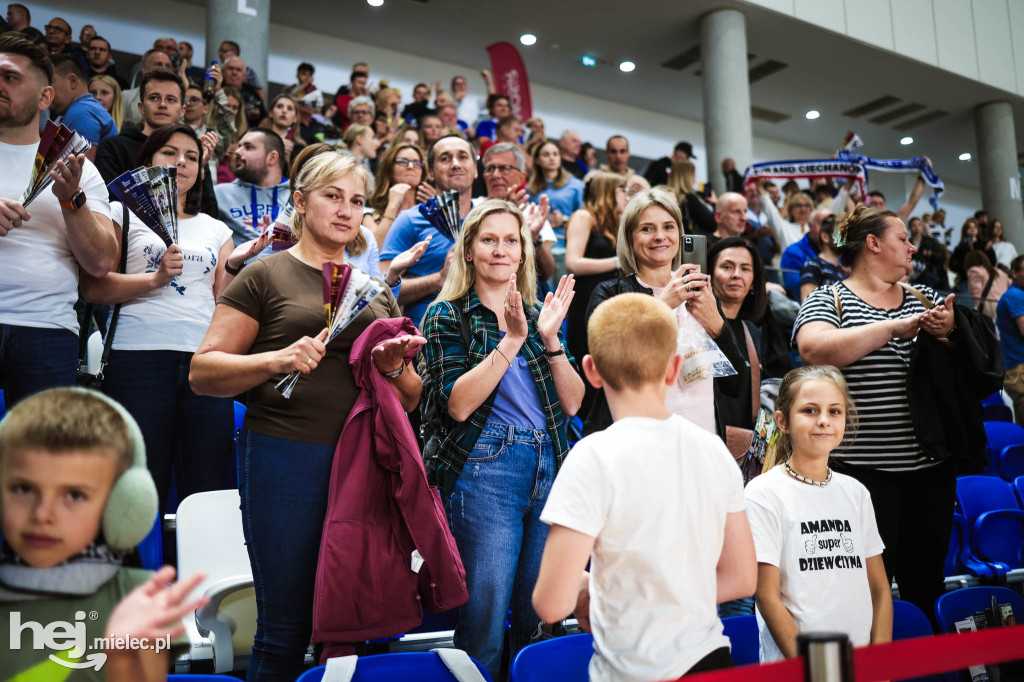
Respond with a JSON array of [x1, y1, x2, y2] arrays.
[[97, 205, 131, 377]]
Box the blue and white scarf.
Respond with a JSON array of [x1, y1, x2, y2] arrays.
[[835, 149, 944, 209]]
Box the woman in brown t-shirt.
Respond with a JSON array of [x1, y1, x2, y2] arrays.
[[190, 151, 423, 681]]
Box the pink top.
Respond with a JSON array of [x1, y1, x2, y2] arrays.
[[649, 285, 716, 434]]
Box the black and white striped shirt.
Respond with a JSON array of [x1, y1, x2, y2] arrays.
[[793, 282, 943, 472]]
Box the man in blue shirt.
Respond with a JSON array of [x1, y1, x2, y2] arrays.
[[996, 255, 1024, 427], [49, 53, 116, 159], [380, 134, 478, 327], [779, 207, 830, 299]]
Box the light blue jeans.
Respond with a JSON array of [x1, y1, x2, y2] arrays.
[[445, 421, 556, 679]]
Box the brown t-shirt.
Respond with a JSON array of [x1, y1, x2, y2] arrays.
[[219, 250, 402, 445]]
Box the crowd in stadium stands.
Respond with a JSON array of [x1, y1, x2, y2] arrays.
[[0, 6, 1018, 682]]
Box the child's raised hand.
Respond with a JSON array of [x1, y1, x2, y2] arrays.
[[104, 566, 208, 645]]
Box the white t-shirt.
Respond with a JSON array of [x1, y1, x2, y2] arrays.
[[540, 415, 745, 682], [744, 466, 885, 663], [0, 141, 111, 332], [111, 202, 233, 352]]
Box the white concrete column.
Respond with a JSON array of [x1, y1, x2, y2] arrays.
[[974, 101, 1024, 248], [206, 0, 269, 87], [700, 9, 753, 198]]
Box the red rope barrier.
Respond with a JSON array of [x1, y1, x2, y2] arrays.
[[672, 623, 1024, 682], [853, 624, 1024, 682]]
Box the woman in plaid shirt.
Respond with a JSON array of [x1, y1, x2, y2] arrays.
[[421, 199, 584, 679]]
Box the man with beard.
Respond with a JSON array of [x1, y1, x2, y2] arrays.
[[380, 134, 479, 325], [481, 142, 556, 283], [213, 128, 289, 248], [0, 34, 117, 407]]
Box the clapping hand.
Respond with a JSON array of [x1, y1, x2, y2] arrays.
[[537, 274, 575, 346], [523, 195, 550, 243], [371, 334, 426, 375], [504, 274, 529, 344], [388, 236, 431, 281], [199, 131, 219, 165], [227, 230, 272, 272]]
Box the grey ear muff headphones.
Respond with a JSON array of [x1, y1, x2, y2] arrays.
[[0, 387, 158, 551]]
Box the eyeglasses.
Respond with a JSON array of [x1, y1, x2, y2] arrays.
[[394, 158, 424, 169], [484, 164, 518, 175], [185, 97, 205, 105], [351, 109, 371, 117], [45, 24, 69, 34]]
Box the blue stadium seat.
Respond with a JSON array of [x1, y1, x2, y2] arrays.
[[136, 515, 162, 570], [892, 601, 955, 682], [297, 652, 493, 681], [996, 444, 1024, 481], [955, 476, 1024, 577], [982, 404, 1013, 423], [1015, 476, 1024, 508], [981, 392, 1006, 408], [0, 388, 5, 418], [722, 614, 758, 666], [893, 599, 934, 639], [983, 422, 1024, 475], [509, 634, 592, 682], [934, 586, 1024, 634], [945, 514, 968, 577], [233, 400, 246, 442]]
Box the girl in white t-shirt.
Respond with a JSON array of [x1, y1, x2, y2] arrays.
[[81, 124, 269, 517], [745, 365, 892, 662]]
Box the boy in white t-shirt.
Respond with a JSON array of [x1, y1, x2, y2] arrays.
[[533, 293, 756, 682]]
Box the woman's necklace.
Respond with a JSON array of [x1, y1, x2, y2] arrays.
[[784, 461, 832, 487]]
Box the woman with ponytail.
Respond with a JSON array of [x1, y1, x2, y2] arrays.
[[792, 205, 956, 628], [746, 366, 891, 661]]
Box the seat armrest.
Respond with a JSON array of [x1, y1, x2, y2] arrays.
[[194, 574, 254, 673]]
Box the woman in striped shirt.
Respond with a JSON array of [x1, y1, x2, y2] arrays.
[[793, 205, 956, 629]]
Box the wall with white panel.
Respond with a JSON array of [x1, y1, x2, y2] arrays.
[[28, 0, 983, 216], [741, 0, 1024, 97]]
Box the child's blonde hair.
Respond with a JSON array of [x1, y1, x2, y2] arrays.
[[587, 293, 677, 391], [0, 388, 133, 474], [767, 365, 859, 467]]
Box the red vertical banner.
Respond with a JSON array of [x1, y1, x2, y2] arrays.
[[486, 42, 533, 121]]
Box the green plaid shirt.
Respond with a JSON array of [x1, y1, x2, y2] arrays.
[[421, 290, 574, 496]]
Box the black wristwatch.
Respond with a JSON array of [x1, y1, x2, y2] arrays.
[[544, 345, 566, 358], [59, 188, 86, 211], [225, 260, 245, 276]]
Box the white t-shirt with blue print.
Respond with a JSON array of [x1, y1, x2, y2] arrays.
[[110, 201, 233, 353]]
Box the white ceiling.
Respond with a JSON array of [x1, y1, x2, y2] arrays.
[[196, 0, 1024, 189]]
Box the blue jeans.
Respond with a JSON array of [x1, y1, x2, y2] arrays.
[[0, 323, 78, 409], [238, 428, 335, 682], [104, 350, 233, 515], [445, 421, 556, 679]]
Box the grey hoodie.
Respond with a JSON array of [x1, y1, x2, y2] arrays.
[[214, 177, 291, 247]]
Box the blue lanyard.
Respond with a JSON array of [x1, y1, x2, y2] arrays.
[[250, 182, 281, 232]]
